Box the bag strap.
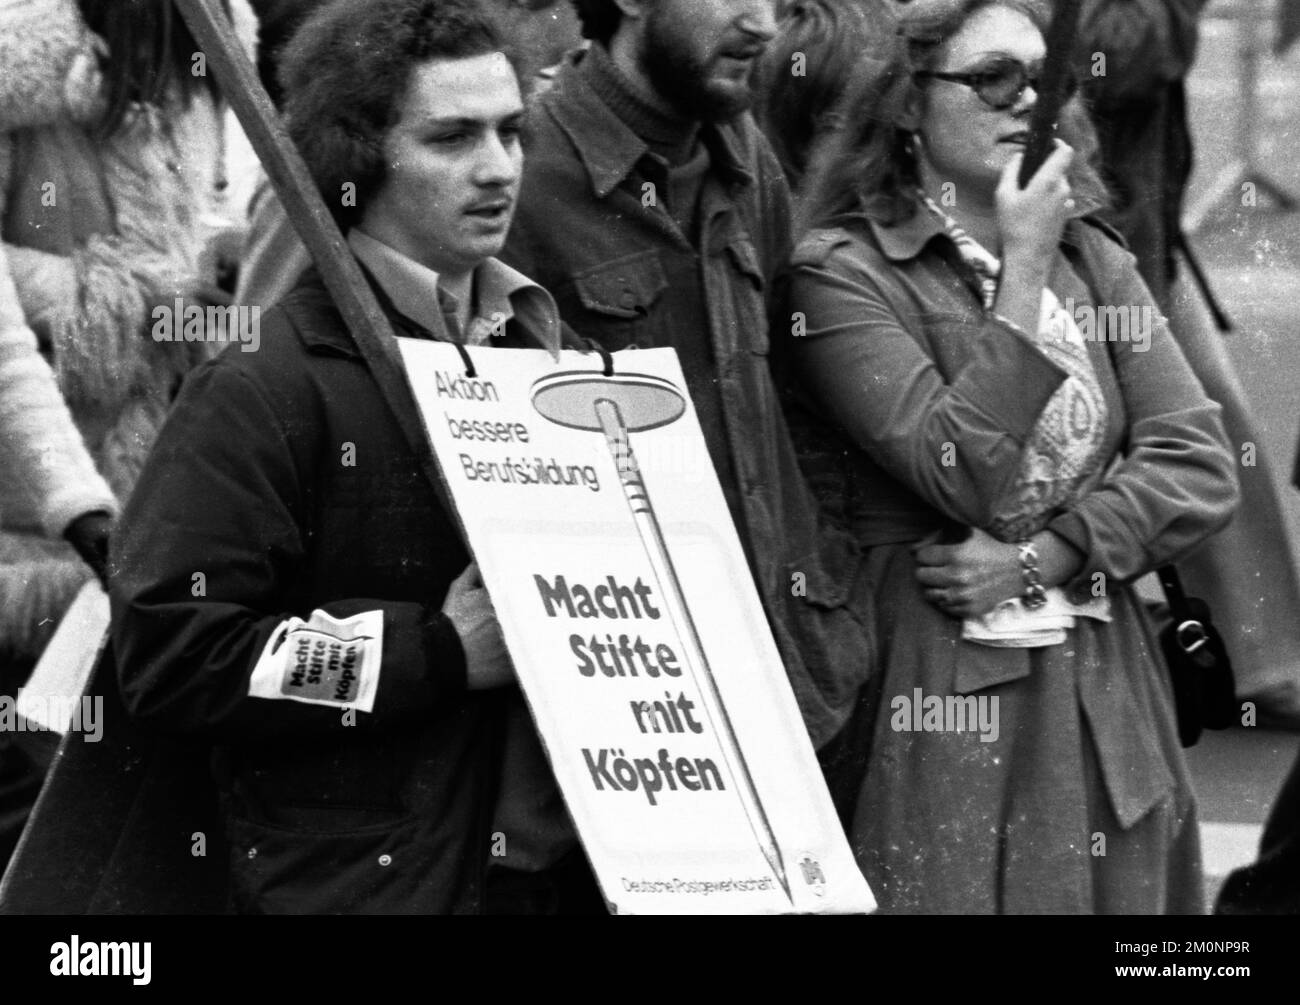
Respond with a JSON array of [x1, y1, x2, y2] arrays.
[[1157, 563, 1192, 618]]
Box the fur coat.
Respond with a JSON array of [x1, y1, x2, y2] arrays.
[[0, 0, 256, 660], [0, 0, 257, 504]]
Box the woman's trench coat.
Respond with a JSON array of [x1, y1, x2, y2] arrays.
[[777, 209, 1240, 914]]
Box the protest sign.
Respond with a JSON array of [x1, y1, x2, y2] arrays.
[[401, 340, 875, 915], [12, 582, 107, 746]]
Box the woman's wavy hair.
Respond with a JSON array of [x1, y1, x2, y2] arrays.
[[760, 0, 1108, 236], [756, 0, 912, 238], [278, 0, 523, 232], [77, 0, 228, 139]]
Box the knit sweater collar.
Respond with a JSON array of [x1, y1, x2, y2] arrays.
[[582, 42, 699, 165]]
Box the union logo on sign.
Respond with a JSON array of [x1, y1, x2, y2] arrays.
[[799, 854, 826, 897]]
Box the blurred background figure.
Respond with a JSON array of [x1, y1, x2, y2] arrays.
[[1078, 0, 1300, 727], [231, 0, 324, 309], [1216, 739, 1300, 912], [0, 242, 117, 871], [0, 0, 256, 873], [0, 0, 256, 668]]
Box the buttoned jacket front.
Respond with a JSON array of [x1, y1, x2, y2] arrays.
[[110, 264, 566, 914]]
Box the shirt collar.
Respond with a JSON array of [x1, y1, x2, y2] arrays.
[[542, 45, 752, 200], [347, 228, 562, 358], [471, 256, 564, 357], [866, 207, 947, 263], [864, 195, 1104, 263]]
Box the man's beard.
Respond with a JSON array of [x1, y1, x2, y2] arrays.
[[641, 13, 753, 122]]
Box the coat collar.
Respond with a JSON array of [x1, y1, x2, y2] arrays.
[[347, 229, 562, 356], [287, 252, 563, 360], [864, 194, 1109, 263], [540, 46, 753, 200]]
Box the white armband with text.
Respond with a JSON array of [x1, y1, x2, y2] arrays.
[[248, 608, 383, 713]]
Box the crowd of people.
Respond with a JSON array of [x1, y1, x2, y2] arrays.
[[0, 0, 1296, 914]]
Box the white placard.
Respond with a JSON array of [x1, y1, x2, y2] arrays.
[[14, 581, 107, 737], [400, 341, 874, 915]]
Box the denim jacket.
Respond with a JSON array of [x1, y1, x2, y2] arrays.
[[503, 48, 872, 747]]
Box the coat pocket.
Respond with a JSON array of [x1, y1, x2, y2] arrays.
[[571, 250, 667, 320], [778, 546, 876, 748], [227, 809, 467, 915]]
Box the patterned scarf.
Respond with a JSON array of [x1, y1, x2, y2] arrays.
[[920, 194, 1109, 540]]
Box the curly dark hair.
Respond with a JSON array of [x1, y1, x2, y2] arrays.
[[571, 0, 623, 44], [279, 0, 522, 230]]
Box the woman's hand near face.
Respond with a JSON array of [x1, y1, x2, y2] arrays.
[[992, 141, 1074, 333], [996, 140, 1074, 262]]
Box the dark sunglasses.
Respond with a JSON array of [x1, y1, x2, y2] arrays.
[[914, 58, 1077, 111]]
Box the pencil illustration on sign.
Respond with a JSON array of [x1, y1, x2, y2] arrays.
[[530, 369, 792, 903]]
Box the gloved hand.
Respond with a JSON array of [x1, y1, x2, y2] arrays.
[[63, 510, 112, 590]]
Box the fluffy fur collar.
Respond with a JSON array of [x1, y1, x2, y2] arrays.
[[0, 0, 259, 131]]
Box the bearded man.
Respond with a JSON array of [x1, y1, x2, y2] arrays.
[[501, 0, 874, 762]]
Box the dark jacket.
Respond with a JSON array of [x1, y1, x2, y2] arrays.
[[502, 47, 873, 749], [1080, 0, 1208, 308], [110, 267, 553, 914]]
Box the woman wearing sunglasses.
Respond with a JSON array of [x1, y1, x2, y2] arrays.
[[760, 0, 1239, 913]]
